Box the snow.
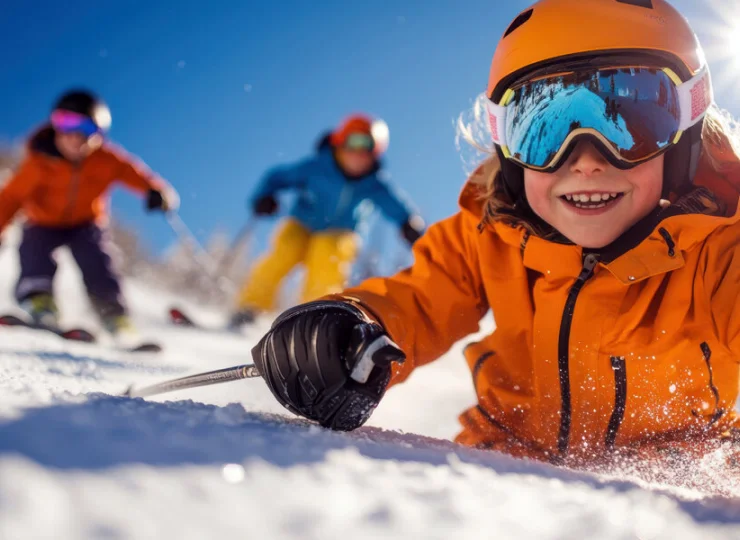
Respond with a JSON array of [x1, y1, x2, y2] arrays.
[[1, 233, 740, 539]]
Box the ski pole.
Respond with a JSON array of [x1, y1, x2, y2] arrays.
[[123, 363, 262, 398], [123, 334, 398, 399], [214, 216, 257, 278], [164, 211, 220, 277]]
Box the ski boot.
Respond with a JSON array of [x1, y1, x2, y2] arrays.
[[102, 314, 140, 347], [103, 314, 161, 352], [20, 293, 60, 328]]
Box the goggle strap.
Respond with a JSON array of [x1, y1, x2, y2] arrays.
[[677, 64, 713, 132], [486, 100, 508, 147]]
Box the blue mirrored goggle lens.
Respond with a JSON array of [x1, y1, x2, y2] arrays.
[[506, 68, 681, 169]]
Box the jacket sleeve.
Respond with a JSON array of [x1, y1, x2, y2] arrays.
[[705, 220, 740, 356], [109, 148, 166, 194], [0, 157, 39, 233], [336, 210, 488, 385], [249, 158, 314, 204], [108, 147, 178, 208], [369, 174, 418, 227]]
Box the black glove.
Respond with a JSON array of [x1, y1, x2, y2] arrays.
[[251, 301, 405, 431], [253, 195, 278, 216], [145, 189, 167, 212], [401, 216, 425, 245]]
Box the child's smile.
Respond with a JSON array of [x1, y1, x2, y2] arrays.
[[558, 191, 625, 214], [524, 142, 664, 248]]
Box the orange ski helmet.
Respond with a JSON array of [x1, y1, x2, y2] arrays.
[[331, 114, 390, 156], [488, 0, 710, 200]]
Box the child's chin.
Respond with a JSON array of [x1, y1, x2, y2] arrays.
[[562, 226, 626, 249]]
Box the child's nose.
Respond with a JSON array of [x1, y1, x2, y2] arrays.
[[568, 141, 608, 176]]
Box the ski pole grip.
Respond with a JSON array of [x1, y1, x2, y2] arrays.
[[349, 334, 405, 384]]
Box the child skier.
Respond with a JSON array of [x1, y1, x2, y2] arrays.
[[251, 0, 740, 466], [0, 89, 177, 338], [230, 114, 424, 326]]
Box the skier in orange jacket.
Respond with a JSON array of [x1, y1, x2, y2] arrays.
[[0, 89, 177, 337], [251, 0, 740, 466]]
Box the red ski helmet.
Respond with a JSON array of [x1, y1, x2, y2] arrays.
[[331, 114, 389, 156]]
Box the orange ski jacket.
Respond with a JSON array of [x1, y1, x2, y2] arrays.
[[338, 140, 740, 464], [0, 127, 167, 231]]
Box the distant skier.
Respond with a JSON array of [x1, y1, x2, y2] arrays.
[[251, 0, 740, 467], [0, 89, 178, 341], [230, 114, 424, 326]]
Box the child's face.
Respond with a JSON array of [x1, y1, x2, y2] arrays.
[[523, 141, 664, 248], [54, 131, 98, 162], [336, 148, 375, 177]]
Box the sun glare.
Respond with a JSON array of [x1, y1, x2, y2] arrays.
[[723, 18, 740, 70], [698, 1, 740, 99]]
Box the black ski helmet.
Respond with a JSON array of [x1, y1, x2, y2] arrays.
[[52, 89, 112, 133]]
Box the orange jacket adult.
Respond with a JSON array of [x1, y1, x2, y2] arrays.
[[0, 127, 167, 231], [337, 135, 740, 464]]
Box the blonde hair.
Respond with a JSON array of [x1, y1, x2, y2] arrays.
[[456, 94, 740, 228], [701, 106, 740, 172]]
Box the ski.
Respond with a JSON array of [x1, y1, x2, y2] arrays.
[[126, 342, 163, 353], [168, 306, 246, 333], [0, 313, 162, 353], [0, 314, 96, 342], [169, 307, 199, 328]]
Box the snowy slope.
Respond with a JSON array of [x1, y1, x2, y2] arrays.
[[1, 233, 740, 538]]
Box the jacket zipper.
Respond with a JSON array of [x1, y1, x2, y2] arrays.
[[605, 356, 627, 449], [556, 253, 598, 456], [62, 164, 81, 223], [693, 342, 724, 426]]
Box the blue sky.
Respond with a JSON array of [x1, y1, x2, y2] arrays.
[[1, 0, 739, 259]]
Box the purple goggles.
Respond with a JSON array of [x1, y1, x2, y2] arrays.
[[50, 110, 101, 137]]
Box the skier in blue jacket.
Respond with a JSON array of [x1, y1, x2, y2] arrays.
[[232, 114, 424, 325]]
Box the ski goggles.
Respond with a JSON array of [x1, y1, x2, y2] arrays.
[[342, 132, 376, 152], [486, 64, 713, 172], [50, 110, 101, 138]]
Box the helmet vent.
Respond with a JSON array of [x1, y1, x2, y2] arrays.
[[616, 0, 653, 8], [503, 9, 534, 38]]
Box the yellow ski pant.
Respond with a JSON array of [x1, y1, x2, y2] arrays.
[[236, 218, 358, 311]]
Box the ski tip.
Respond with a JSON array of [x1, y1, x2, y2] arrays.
[[0, 314, 26, 326], [169, 307, 194, 327], [62, 328, 96, 343], [128, 343, 163, 353], [122, 385, 134, 397]]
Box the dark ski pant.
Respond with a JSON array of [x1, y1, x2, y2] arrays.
[[16, 223, 126, 318]]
